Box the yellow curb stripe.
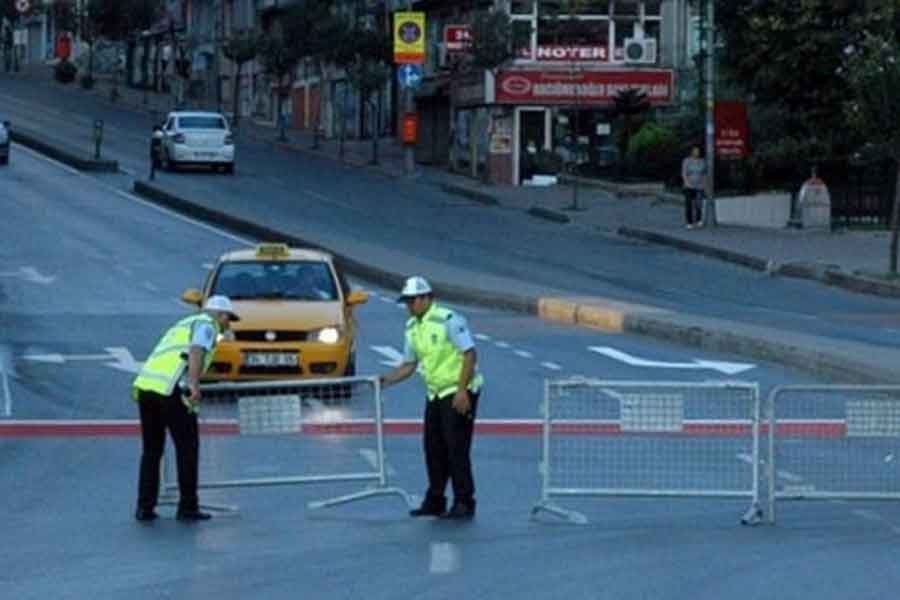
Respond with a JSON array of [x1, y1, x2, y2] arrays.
[[538, 297, 657, 334]]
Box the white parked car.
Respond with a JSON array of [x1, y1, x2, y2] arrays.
[[0, 119, 10, 166], [156, 111, 235, 174]]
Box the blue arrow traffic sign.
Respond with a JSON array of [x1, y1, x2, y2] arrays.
[[397, 64, 423, 89]]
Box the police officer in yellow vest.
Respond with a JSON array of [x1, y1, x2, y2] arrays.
[[132, 295, 239, 522], [380, 277, 484, 519]]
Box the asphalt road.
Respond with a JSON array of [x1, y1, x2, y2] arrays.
[[3, 134, 900, 600], [2, 80, 900, 356]]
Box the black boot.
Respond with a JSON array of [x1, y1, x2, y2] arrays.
[[442, 499, 476, 520], [409, 495, 446, 517]]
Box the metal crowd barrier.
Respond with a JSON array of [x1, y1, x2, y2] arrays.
[[767, 385, 900, 523], [532, 379, 763, 525], [160, 376, 414, 515]]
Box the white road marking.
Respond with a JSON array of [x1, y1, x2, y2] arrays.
[[494, 341, 510, 349], [359, 448, 395, 476], [474, 333, 492, 342], [589, 346, 756, 375], [852, 509, 882, 522], [370, 345, 404, 367], [15, 143, 82, 175], [0, 266, 56, 284], [540, 361, 562, 371], [429, 542, 461, 575], [514, 350, 534, 358]]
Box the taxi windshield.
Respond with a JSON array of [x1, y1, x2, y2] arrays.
[[212, 261, 338, 301]]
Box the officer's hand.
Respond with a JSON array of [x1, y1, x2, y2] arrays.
[[188, 382, 201, 403], [452, 389, 470, 416]]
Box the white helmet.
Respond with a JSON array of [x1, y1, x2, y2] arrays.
[[203, 295, 240, 321], [397, 276, 432, 301]]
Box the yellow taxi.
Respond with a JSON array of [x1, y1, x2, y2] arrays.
[[181, 243, 368, 382]]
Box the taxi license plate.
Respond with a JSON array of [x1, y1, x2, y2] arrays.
[[243, 352, 298, 367], [196, 152, 216, 159]]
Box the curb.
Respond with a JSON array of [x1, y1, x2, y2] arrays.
[[436, 182, 500, 206], [618, 226, 900, 299], [11, 128, 118, 172], [132, 179, 896, 384], [527, 206, 570, 224]]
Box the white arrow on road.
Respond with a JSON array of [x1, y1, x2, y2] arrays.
[[0, 267, 56, 285], [588, 346, 755, 375], [370, 345, 405, 367], [23, 347, 143, 374]]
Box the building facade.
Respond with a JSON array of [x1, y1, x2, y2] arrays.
[[412, 0, 697, 184]]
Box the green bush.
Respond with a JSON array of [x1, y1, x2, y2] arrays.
[[79, 74, 95, 89], [625, 122, 680, 182], [54, 60, 77, 84]]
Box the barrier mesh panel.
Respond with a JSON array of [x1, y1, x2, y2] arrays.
[[544, 380, 759, 497], [170, 377, 383, 487], [770, 386, 900, 499]]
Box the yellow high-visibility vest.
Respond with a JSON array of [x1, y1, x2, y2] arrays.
[[132, 313, 220, 400], [405, 303, 483, 400]]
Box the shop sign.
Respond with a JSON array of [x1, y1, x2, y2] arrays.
[[496, 70, 673, 105], [394, 12, 426, 64], [714, 101, 750, 159], [444, 25, 472, 52], [520, 45, 609, 62]]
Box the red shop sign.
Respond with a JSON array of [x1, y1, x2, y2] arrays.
[[444, 25, 472, 52], [714, 101, 750, 160], [496, 70, 674, 105]]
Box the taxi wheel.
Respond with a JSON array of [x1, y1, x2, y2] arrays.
[[225, 162, 235, 175]]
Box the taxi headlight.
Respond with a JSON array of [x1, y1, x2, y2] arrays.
[[314, 327, 340, 344]]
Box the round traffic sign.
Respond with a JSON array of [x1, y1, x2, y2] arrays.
[[15, 0, 30, 14]]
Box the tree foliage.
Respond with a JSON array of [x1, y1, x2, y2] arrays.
[[712, 0, 892, 155]]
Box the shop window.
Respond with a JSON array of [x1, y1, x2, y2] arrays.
[[513, 20, 535, 59], [612, 0, 640, 17], [537, 18, 610, 55], [511, 0, 536, 15], [644, 0, 662, 17]]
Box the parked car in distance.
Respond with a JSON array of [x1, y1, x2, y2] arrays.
[[0, 120, 10, 165], [157, 111, 234, 174]]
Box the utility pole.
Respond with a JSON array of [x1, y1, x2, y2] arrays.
[[403, 0, 416, 177], [703, 0, 716, 226]]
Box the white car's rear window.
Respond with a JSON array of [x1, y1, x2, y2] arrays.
[[178, 116, 227, 129]]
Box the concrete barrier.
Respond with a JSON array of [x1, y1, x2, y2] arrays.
[[715, 193, 791, 229]]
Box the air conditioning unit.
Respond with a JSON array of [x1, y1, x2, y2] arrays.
[[624, 37, 657, 64]]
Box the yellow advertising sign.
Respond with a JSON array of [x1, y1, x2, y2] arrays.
[[394, 11, 425, 64]]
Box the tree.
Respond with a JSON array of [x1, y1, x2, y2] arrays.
[[257, 22, 300, 141], [333, 24, 391, 164], [455, 9, 522, 178], [611, 88, 650, 177], [712, 0, 888, 159], [841, 3, 900, 272], [282, 0, 343, 149], [222, 28, 259, 128]]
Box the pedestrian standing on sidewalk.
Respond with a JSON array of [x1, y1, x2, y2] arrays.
[[131, 295, 240, 523], [379, 276, 484, 520], [681, 145, 706, 228]]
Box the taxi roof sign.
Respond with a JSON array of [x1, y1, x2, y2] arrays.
[[255, 243, 290, 258]]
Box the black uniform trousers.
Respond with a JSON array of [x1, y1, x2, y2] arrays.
[[136, 389, 200, 513], [422, 390, 480, 507]]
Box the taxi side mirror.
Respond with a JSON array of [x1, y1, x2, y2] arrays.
[[181, 288, 204, 306], [345, 290, 368, 306]]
